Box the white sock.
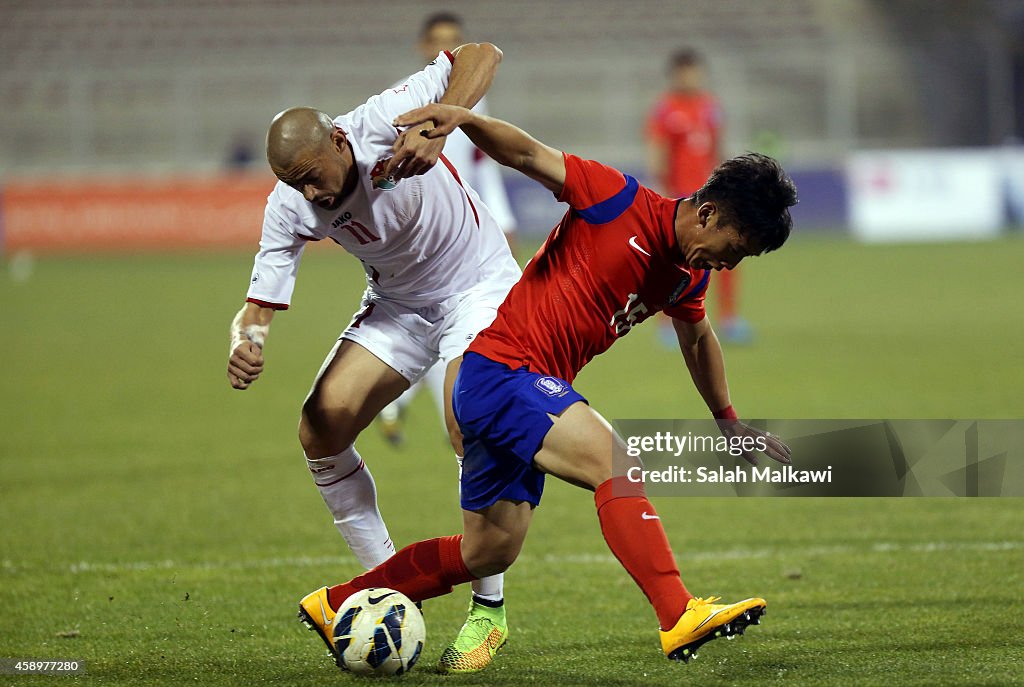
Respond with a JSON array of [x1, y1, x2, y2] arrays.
[[306, 446, 395, 569], [471, 574, 505, 603], [456, 455, 505, 603]]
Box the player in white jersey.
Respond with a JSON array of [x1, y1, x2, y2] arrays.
[[225, 43, 519, 673], [378, 12, 520, 451]]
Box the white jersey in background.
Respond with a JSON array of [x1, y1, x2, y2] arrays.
[[432, 95, 517, 233], [388, 67, 517, 236], [247, 50, 519, 312]]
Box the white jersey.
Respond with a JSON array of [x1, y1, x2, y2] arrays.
[[246, 51, 519, 311]]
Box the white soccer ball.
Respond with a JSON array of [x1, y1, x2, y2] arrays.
[[332, 587, 425, 676]]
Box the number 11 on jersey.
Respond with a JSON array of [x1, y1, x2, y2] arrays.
[[343, 221, 380, 245]]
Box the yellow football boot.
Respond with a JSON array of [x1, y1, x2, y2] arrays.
[[297, 587, 338, 661], [660, 596, 766, 662]]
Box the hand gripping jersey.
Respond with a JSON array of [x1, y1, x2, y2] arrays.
[[387, 70, 517, 234], [246, 51, 519, 311], [468, 154, 710, 383]]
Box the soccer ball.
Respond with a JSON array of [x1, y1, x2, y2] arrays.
[[332, 587, 425, 676]]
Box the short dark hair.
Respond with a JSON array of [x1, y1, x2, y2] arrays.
[[691, 153, 797, 252], [669, 48, 703, 71], [421, 11, 463, 37]]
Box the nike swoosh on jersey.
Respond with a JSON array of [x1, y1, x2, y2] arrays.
[[641, 512, 660, 520], [629, 235, 652, 257]]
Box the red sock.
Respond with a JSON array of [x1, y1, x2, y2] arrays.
[[326, 535, 475, 610], [595, 477, 692, 630], [718, 268, 737, 320]]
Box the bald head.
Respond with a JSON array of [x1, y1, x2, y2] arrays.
[[266, 107, 336, 175]]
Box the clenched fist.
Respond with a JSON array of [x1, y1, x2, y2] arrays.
[[228, 341, 264, 390]]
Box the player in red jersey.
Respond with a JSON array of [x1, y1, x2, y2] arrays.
[[302, 104, 797, 666], [647, 48, 751, 343]]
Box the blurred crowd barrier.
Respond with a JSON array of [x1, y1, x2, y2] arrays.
[[1, 173, 274, 253], [2, 147, 1023, 253], [849, 148, 1024, 242]]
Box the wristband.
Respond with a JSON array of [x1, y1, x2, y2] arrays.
[[242, 323, 269, 348], [229, 311, 269, 354], [712, 405, 738, 421]]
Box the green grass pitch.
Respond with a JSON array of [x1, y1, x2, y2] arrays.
[[2, 236, 1023, 685]]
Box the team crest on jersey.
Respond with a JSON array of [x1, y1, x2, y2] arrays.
[[535, 376, 570, 397], [370, 159, 397, 190], [667, 273, 693, 307]]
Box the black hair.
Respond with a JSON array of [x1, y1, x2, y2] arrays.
[[421, 11, 463, 37], [669, 47, 703, 71], [690, 153, 797, 252]]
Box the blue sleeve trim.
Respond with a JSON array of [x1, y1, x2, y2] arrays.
[[682, 270, 710, 300], [575, 174, 639, 224]]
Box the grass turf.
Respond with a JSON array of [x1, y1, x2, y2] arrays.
[[2, 236, 1023, 685]]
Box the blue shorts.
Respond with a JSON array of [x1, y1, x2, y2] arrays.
[[453, 352, 587, 511]]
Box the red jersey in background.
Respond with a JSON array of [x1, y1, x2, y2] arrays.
[[646, 91, 722, 196]]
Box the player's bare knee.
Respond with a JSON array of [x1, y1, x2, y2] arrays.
[[565, 450, 612, 490], [465, 545, 518, 577], [461, 532, 521, 577], [492, 529, 525, 571], [494, 538, 522, 572], [299, 396, 359, 456], [585, 458, 614, 489]]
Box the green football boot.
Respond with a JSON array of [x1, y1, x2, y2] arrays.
[[438, 598, 509, 673]]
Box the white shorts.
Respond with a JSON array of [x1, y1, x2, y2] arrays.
[[335, 275, 517, 384]]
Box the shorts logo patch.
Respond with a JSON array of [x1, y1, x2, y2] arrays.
[[535, 376, 570, 397]]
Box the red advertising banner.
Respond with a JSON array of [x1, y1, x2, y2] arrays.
[[1, 173, 277, 252]]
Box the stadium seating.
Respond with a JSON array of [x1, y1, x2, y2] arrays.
[[0, 0, 929, 173]]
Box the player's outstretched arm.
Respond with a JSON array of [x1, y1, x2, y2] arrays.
[[395, 104, 566, 194], [672, 316, 792, 465], [227, 302, 274, 390], [673, 316, 729, 410]]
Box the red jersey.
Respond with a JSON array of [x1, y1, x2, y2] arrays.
[[468, 153, 710, 384], [646, 90, 721, 196]]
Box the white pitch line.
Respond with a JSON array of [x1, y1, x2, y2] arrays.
[[1, 540, 1021, 576], [67, 555, 353, 574], [542, 540, 1024, 566]]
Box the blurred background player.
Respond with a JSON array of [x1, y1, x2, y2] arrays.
[[647, 48, 752, 344], [377, 11, 519, 447]]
